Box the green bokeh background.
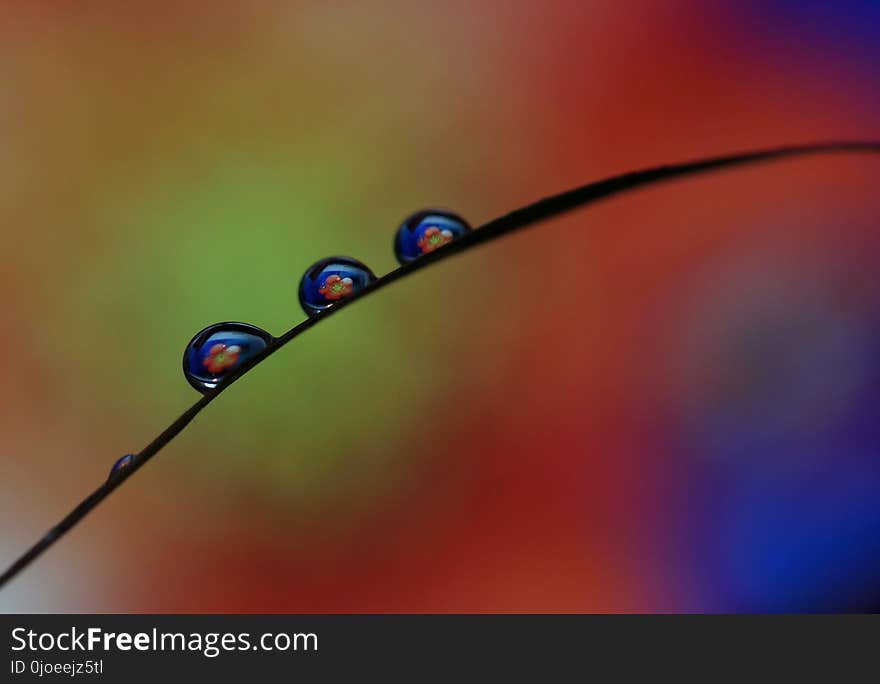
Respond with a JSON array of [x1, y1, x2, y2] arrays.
[[4, 1, 880, 612]]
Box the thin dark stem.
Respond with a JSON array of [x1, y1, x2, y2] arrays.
[[2, 141, 878, 591]]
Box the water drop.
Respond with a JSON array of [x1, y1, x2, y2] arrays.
[[182, 322, 273, 392], [298, 256, 377, 316], [393, 209, 470, 264], [109, 454, 135, 478]]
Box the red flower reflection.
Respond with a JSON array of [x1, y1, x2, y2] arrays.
[[318, 275, 354, 300], [202, 343, 241, 374]]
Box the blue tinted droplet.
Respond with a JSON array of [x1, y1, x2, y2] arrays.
[[109, 454, 135, 477], [298, 256, 376, 316], [393, 210, 470, 265], [182, 322, 273, 392]]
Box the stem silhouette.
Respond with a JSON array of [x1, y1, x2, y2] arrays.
[[2, 141, 879, 590]]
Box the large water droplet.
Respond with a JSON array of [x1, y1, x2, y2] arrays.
[[109, 453, 135, 478], [182, 322, 273, 392], [393, 209, 470, 265], [298, 256, 376, 316]]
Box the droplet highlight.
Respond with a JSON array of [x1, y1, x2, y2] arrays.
[[393, 209, 470, 265], [109, 454, 135, 478], [182, 322, 273, 392], [298, 256, 377, 316]]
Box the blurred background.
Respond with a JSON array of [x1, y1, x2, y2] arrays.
[[1, 0, 880, 612]]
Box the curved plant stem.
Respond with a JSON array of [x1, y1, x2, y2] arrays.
[[2, 141, 879, 591]]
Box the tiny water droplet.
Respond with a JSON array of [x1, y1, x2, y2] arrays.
[[298, 256, 377, 316], [393, 209, 470, 264], [109, 454, 135, 477], [182, 322, 273, 392]]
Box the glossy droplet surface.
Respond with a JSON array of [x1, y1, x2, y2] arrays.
[[109, 454, 134, 477], [393, 210, 471, 264], [298, 256, 377, 316], [183, 322, 273, 392]]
